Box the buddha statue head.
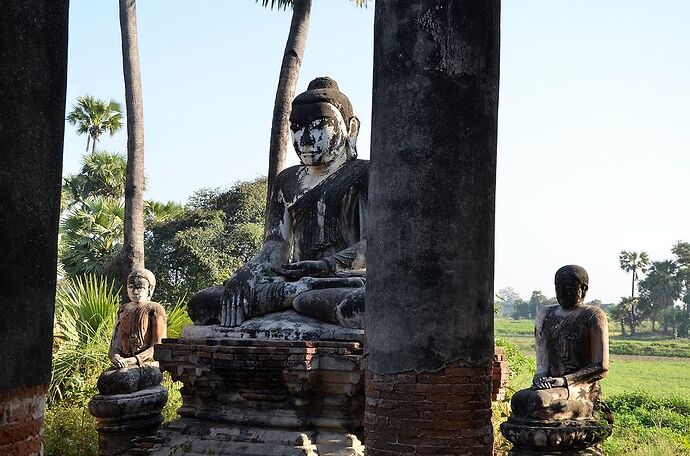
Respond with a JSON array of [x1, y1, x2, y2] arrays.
[[554, 265, 589, 309], [127, 268, 156, 304], [290, 77, 360, 167]]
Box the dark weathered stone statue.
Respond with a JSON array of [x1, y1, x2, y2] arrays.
[[97, 269, 167, 394], [89, 269, 168, 456], [501, 265, 613, 455], [189, 77, 367, 329]]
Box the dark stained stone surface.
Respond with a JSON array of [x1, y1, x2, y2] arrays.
[[0, 0, 69, 393]]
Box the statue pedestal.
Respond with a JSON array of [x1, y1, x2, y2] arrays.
[[149, 311, 365, 456], [500, 416, 612, 456], [88, 385, 168, 456]]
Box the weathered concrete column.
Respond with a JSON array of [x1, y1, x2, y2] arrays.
[[0, 1, 69, 454], [366, 1, 500, 455]]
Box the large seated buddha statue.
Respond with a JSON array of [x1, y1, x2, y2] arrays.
[[188, 77, 367, 329]]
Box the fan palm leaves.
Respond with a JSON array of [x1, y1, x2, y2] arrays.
[[66, 95, 123, 153], [619, 250, 650, 298], [51, 276, 120, 402], [63, 151, 127, 206], [60, 197, 125, 278], [639, 260, 683, 333]]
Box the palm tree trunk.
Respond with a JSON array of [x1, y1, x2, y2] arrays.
[[119, 0, 146, 294], [264, 0, 311, 233], [629, 305, 636, 335], [630, 269, 637, 330], [620, 318, 626, 336]]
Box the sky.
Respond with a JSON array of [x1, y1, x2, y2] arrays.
[[64, 1, 690, 304]]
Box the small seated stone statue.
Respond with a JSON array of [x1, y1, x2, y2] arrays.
[[189, 77, 367, 329], [510, 265, 609, 421], [97, 269, 167, 394]]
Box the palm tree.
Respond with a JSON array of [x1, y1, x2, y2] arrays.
[[66, 95, 123, 153], [63, 150, 127, 206], [619, 250, 650, 334], [617, 296, 638, 336], [639, 260, 683, 334], [672, 241, 690, 316], [60, 197, 125, 278], [611, 299, 630, 336], [259, 0, 367, 232], [119, 0, 146, 292]]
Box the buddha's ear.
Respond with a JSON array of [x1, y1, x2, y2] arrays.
[[348, 116, 360, 140]]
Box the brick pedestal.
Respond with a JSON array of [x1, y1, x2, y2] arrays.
[[365, 361, 493, 455], [146, 311, 366, 455], [0, 385, 46, 456]]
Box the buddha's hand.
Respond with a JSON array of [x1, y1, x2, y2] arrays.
[[113, 354, 137, 369], [532, 376, 566, 389], [221, 268, 254, 327], [275, 260, 330, 280]]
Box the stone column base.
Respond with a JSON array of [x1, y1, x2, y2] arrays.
[[365, 360, 494, 455], [500, 417, 612, 456], [88, 385, 168, 456], [0, 385, 47, 456]]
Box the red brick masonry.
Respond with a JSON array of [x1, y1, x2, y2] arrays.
[[492, 348, 509, 402], [365, 361, 494, 456], [0, 384, 47, 456]]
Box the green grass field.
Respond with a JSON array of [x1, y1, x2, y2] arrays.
[[496, 318, 690, 398], [496, 318, 690, 358]]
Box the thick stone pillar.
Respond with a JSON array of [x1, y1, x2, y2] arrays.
[[0, 1, 69, 454], [366, 1, 500, 455]]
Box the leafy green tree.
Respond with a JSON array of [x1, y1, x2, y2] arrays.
[[146, 178, 267, 303], [619, 250, 650, 333], [510, 299, 529, 319], [495, 287, 521, 318], [66, 95, 123, 153], [639, 260, 683, 334]]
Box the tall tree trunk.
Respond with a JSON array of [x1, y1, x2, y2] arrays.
[[264, 0, 311, 233], [620, 318, 626, 336], [629, 306, 636, 335], [119, 0, 146, 295], [630, 269, 637, 330]]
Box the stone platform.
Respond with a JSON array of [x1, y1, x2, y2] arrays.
[[88, 385, 168, 456], [147, 311, 365, 455], [500, 416, 613, 456]]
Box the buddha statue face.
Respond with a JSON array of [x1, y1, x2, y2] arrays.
[[289, 77, 359, 168], [127, 277, 152, 304], [290, 102, 351, 167], [554, 265, 589, 309]]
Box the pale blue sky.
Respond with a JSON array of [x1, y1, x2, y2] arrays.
[[64, 1, 690, 303]]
